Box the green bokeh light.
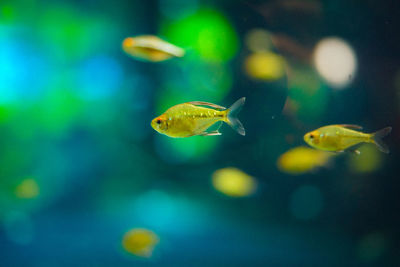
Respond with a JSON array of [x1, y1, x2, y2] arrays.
[[288, 66, 329, 122], [0, 4, 16, 23], [35, 88, 83, 134], [0, 105, 12, 122], [155, 135, 219, 164], [161, 8, 239, 63], [37, 6, 118, 62], [157, 62, 233, 114]]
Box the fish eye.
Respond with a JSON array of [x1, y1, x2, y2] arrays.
[[156, 119, 161, 124], [309, 134, 314, 139]]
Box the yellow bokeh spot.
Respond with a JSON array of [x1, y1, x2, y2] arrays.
[[122, 228, 159, 258], [212, 167, 256, 197], [348, 144, 383, 173], [244, 52, 286, 81], [277, 146, 333, 175], [15, 178, 40, 199]]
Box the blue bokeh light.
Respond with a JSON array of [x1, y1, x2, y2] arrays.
[[132, 190, 208, 234], [77, 55, 123, 100], [0, 31, 48, 103]]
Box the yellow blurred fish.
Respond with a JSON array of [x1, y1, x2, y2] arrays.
[[122, 228, 159, 258], [15, 178, 40, 199], [122, 35, 185, 62], [212, 167, 257, 197], [304, 124, 392, 154], [151, 97, 246, 138], [277, 146, 334, 175]]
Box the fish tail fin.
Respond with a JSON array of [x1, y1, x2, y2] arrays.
[[371, 126, 392, 153], [225, 97, 246, 136]]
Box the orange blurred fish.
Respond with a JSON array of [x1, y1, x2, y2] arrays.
[[304, 124, 392, 154], [122, 35, 185, 62], [151, 98, 246, 138]]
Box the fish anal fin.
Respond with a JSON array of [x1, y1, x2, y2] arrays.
[[187, 101, 226, 110], [199, 131, 222, 136], [337, 124, 363, 130]]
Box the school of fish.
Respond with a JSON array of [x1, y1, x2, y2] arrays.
[[122, 35, 392, 155], [119, 31, 394, 258]]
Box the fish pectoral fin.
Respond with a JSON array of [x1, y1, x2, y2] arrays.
[[346, 148, 361, 155], [345, 147, 361, 155], [187, 101, 226, 110], [215, 121, 223, 131], [199, 131, 222, 136], [337, 124, 363, 130]]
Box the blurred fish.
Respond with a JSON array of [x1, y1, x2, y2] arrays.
[[122, 228, 159, 258], [151, 97, 245, 138], [212, 167, 256, 197], [15, 178, 40, 199], [304, 124, 392, 154], [277, 146, 334, 175], [244, 51, 286, 81], [122, 35, 185, 62]]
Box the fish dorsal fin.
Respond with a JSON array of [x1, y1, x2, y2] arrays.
[[187, 101, 226, 110], [133, 36, 162, 49], [133, 36, 185, 57], [337, 124, 363, 130]]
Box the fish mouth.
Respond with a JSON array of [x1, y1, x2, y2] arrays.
[[150, 118, 168, 132]]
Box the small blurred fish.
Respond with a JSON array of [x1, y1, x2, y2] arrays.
[[151, 97, 245, 138], [122, 35, 185, 62], [277, 146, 334, 175], [122, 228, 159, 258], [212, 167, 256, 197], [15, 178, 40, 199], [304, 124, 392, 154]]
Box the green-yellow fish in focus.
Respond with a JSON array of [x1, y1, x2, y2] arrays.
[[277, 146, 334, 175], [122, 35, 185, 62], [151, 98, 245, 138], [122, 228, 159, 258], [304, 124, 392, 153]]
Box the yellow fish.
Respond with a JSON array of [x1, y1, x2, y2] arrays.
[[277, 146, 334, 175], [15, 178, 40, 199], [122, 35, 185, 62], [212, 167, 257, 197], [122, 228, 159, 258], [304, 124, 392, 153], [151, 98, 245, 138]]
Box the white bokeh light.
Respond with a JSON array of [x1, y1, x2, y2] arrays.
[[313, 37, 357, 89]]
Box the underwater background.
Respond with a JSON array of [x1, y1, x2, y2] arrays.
[[1, 0, 400, 266]]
